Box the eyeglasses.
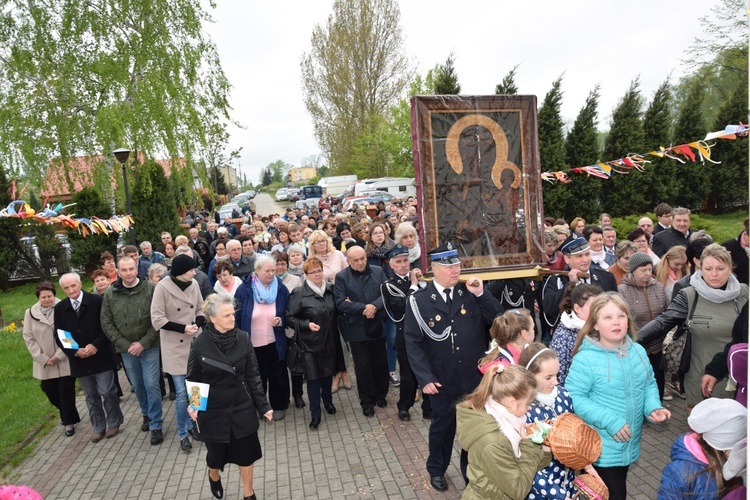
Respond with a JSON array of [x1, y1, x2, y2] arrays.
[[313, 240, 327, 244], [307, 269, 323, 275]]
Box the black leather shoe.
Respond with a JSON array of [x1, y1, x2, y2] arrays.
[[294, 396, 306, 408], [423, 411, 432, 420], [376, 399, 388, 408], [169, 392, 176, 401], [430, 475, 449, 491], [188, 427, 202, 441], [324, 403, 337, 415], [309, 417, 321, 430], [398, 410, 411, 422], [243, 495, 257, 500], [209, 474, 223, 499], [180, 436, 192, 451], [150, 429, 164, 445], [64, 425, 75, 437], [141, 416, 150, 432], [363, 407, 375, 417]]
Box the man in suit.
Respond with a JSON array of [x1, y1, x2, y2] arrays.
[[334, 246, 388, 417], [541, 237, 618, 330], [404, 243, 502, 492], [652, 206, 692, 257], [55, 273, 123, 443], [380, 244, 431, 422]]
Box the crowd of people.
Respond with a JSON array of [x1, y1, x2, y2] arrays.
[[20, 194, 749, 499]]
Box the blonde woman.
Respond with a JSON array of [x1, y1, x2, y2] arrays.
[[306, 230, 352, 392], [654, 246, 689, 298], [394, 221, 421, 269]]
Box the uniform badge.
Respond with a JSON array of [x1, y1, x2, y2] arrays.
[[530, 281, 536, 291], [592, 274, 599, 281], [428, 321, 435, 328], [460, 306, 466, 315], [447, 242, 453, 250], [435, 315, 441, 322], [509, 290, 514, 296], [457, 289, 463, 297], [431, 293, 436, 301]]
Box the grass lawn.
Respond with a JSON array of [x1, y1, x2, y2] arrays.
[[0, 278, 92, 476]]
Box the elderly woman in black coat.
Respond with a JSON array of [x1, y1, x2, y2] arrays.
[[285, 257, 338, 430], [187, 294, 272, 500]]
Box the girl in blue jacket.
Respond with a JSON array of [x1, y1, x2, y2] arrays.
[[566, 292, 671, 500]]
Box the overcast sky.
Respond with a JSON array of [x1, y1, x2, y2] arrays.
[[203, 0, 717, 185]]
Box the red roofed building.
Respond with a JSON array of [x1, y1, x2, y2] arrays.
[[41, 154, 188, 202]]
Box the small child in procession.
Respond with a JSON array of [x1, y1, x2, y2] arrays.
[[457, 364, 552, 500], [658, 398, 747, 499], [519, 343, 600, 499], [478, 309, 535, 374], [565, 292, 671, 500], [549, 283, 602, 386]]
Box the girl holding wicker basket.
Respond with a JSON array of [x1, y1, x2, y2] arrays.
[[519, 343, 602, 499], [457, 364, 552, 499], [566, 292, 671, 500]]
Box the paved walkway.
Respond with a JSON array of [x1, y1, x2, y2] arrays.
[[8, 366, 688, 499]]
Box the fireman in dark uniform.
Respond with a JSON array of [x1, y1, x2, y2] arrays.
[[380, 244, 432, 422], [404, 242, 503, 492], [487, 277, 541, 334], [541, 236, 618, 329]]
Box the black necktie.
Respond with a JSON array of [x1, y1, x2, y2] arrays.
[[444, 288, 452, 309]]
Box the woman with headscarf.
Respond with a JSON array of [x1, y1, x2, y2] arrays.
[[151, 254, 205, 451], [234, 255, 291, 421], [187, 294, 272, 500], [23, 281, 81, 437], [619, 252, 669, 400]]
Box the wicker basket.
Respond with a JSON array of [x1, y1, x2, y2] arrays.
[[543, 412, 602, 469], [573, 473, 609, 500]]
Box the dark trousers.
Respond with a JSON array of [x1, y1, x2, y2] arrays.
[[307, 376, 333, 419], [254, 343, 290, 410], [648, 352, 665, 400], [40, 376, 81, 426], [291, 372, 304, 398], [349, 338, 389, 410], [594, 464, 629, 500], [426, 392, 462, 476], [396, 348, 431, 414]]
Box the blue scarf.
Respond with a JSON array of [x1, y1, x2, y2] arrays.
[[252, 275, 278, 304]]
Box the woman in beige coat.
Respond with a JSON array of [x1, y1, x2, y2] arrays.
[[151, 254, 205, 451], [23, 281, 81, 437]]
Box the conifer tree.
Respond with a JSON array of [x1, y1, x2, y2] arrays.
[[601, 79, 646, 216], [433, 53, 461, 94], [564, 86, 602, 220], [495, 65, 519, 95], [642, 80, 677, 209], [538, 77, 569, 220], [707, 74, 749, 212], [672, 79, 709, 210], [131, 160, 182, 245]]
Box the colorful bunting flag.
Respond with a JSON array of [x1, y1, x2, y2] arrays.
[[541, 124, 748, 183]]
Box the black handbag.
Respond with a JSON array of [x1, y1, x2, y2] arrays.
[[663, 288, 698, 376], [286, 323, 306, 375]]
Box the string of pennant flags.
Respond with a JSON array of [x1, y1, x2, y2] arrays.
[[540, 124, 749, 184], [0, 200, 134, 237]]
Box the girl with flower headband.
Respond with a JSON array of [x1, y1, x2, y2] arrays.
[[478, 308, 535, 374], [457, 363, 552, 499], [519, 343, 601, 499]]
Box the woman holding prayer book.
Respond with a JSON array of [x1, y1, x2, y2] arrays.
[[187, 294, 272, 500]]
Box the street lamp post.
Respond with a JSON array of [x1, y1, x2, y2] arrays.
[[113, 148, 135, 245]]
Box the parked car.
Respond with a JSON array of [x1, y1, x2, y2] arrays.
[[295, 198, 321, 211], [244, 190, 257, 199], [287, 188, 301, 202], [218, 203, 240, 220], [357, 190, 396, 202], [275, 188, 289, 201]]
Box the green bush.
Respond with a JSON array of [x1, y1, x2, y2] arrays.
[[611, 211, 746, 243]]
